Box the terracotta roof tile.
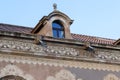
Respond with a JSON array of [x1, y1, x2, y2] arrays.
[[72, 33, 115, 45], [0, 23, 116, 45]]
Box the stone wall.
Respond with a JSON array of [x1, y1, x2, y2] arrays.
[[0, 55, 120, 80], [0, 32, 120, 80]]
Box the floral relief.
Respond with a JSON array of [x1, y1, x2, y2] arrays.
[[46, 69, 83, 80]]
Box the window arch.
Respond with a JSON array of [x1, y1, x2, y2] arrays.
[[52, 20, 65, 38]]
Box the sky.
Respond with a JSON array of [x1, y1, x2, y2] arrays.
[[0, 0, 120, 39]]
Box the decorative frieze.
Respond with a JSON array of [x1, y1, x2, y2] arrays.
[[0, 39, 120, 63], [0, 39, 79, 57], [0, 54, 120, 72], [96, 50, 120, 61]]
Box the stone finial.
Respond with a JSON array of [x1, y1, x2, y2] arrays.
[[53, 3, 57, 10]]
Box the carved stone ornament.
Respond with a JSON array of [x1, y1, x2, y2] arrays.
[[0, 39, 120, 61], [96, 50, 120, 61], [46, 69, 83, 80], [103, 74, 120, 80], [0, 39, 79, 57], [0, 64, 35, 80]]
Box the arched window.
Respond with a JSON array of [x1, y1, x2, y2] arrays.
[[52, 20, 64, 38]]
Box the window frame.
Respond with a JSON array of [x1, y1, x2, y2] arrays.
[[52, 20, 65, 38]]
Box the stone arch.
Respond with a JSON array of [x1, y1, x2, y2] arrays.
[[0, 64, 35, 80], [0, 75, 25, 80]]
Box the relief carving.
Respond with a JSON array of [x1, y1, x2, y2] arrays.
[[0, 37, 120, 72], [0, 39, 79, 57], [1, 39, 120, 62], [96, 50, 120, 61]]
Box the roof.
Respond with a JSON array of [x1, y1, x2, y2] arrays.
[[0, 23, 32, 34], [0, 23, 116, 45], [72, 33, 115, 45]]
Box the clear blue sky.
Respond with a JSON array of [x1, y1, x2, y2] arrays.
[[0, 0, 120, 39]]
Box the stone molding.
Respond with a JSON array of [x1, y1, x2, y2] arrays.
[[0, 54, 120, 72], [0, 39, 120, 62], [96, 49, 120, 61], [0, 64, 35, 80], [0, 39, 79, 57]]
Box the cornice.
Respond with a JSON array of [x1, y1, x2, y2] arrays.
[[0, 39, 120, 65], [0, 31, 120, 50]]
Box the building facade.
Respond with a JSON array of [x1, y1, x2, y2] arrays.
[[0, 5, 120, 80]]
